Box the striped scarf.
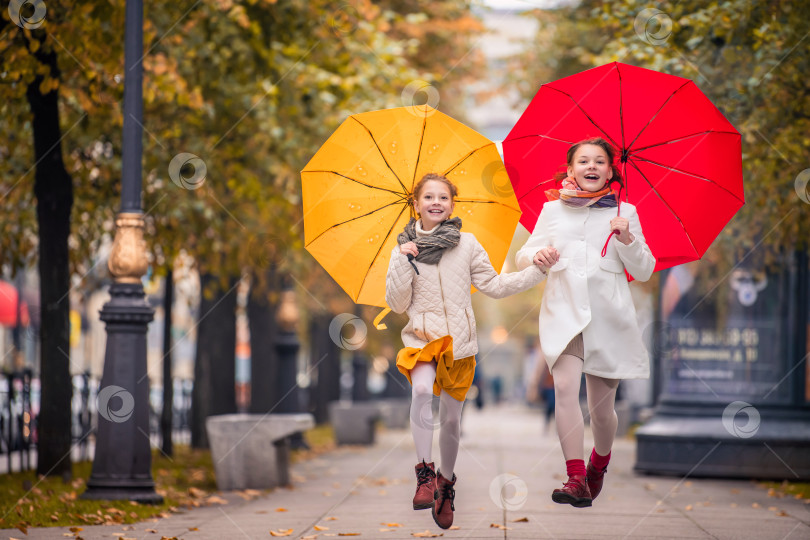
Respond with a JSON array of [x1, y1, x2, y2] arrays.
[[397, 217, 462, 265], [545, 176, 618, 208]]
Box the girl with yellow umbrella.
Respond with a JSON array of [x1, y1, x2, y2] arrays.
[[386, 172, 545, 529]]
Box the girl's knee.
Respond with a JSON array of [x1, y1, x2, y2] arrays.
[[412, 382, 434, 399], [589, 407, 617, 426]]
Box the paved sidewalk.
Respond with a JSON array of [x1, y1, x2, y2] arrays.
[[4, 404, 809, 539]]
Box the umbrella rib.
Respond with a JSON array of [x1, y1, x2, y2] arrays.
[[629, 129, 741, 154], [442, 144, 492, 176], [626, 80, 691, 151], [411, 109, 428, 191], [304, 200, 408, 247], [501, 133, 575, 145], [545, 86, 621, 150], [629, 160, 700, 259], [618, 64, 626, 154], [304, 171, 409, 198], [356, 204, 410, 303], [350, 116, 410, 194], [631, 156, 745, 205]]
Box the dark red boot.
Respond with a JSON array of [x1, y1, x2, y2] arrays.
[[586, 460, 608, 500], [432, 471, 456, 529], [551, 474, 592, 508], [413, 461, 437, 510]]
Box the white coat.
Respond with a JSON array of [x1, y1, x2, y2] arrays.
[[516, 200, 656, 379], [386, 231, 545, 359]]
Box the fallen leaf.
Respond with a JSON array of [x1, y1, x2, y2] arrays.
[[160, 537, 178, 540], [381, 523, 402, 527], [323, 492, 332, 497], [489, 523, 511, 530], [448, 526, 460, 530], [189, 527, 199, 531], [302, 536, 318, 540], [269, 530, 294, 537], [378, 490, 387, 496], [752, 502, 761, 508], [511, 517, 529, 522], [685, 505, 693, 511], [206, 495, 228, 505], [188, 487, 207, 498], [730, 503, 738, 507], [379, 529, 393, 532], [338, 534, 360, 537], [146, 530, 158, 533], [70, 527, 84, 533], [777, 510, 788, 516], [276, 508, 288, 512], [314, 525, 329, 531], [411, 531, 443, 538], [325, 516, 339, 521]]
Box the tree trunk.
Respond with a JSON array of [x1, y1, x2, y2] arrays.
[[310, 314, 341, 424], [28, 40, 73, 478], [161, 268, 174, 457], [191, 274, 238, 448], [247, 268, 280, 414]]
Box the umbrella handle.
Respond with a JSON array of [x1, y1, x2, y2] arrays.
[[601, 193, 622, 257], [374, 308, 391, 330], [407, 254, 420, 275]]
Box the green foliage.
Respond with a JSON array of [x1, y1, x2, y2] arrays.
[[512, 0, 810, 269], [0, 0, 486, 305]]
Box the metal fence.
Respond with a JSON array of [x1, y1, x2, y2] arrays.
[[0, 373, 193, 474]]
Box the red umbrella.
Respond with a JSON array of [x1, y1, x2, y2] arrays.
[[0, 280, 29, 327], [503, 62, 744, 272]]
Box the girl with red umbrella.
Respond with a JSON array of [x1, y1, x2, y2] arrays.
[[516, 138, 656, 508]]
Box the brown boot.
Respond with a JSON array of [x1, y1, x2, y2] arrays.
[[432, 470, 456, 529], [586, 460, 608, 500], [551, 474, 592, 508], [413, 461, 437, 510]]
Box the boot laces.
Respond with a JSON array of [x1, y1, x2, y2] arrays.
[[562, 476, 584, 490], [416, 461, 435, 487], [437, 479, 455, 512]]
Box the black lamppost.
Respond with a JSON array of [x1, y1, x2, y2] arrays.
[[81, 0, 162, 503]]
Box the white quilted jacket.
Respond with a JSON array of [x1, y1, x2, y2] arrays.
[[385, 230, 545, 359]]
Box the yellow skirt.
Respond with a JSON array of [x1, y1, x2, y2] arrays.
[[396, 335, 476, 401]]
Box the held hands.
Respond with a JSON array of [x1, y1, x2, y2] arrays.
[[400, 241, 418, 258], [610, 217, 634, 245], [533, 246, 559, 271]]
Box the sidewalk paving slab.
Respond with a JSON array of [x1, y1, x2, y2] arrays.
[[3, 404, 809, 539]]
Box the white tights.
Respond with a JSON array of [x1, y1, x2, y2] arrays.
[[409, 361, 464, 478], [552, 354, 619, 460]]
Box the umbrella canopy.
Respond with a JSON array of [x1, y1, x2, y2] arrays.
[[0, 280, 30, 327], [302, 105, 521, 307], [503, 62, 744, 272]]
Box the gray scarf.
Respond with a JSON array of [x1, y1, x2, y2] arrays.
[[397, 217, 462, 271]]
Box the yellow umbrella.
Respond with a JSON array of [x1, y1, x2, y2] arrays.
[[301, 104, 521, 311]]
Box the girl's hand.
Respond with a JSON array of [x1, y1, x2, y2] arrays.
[[533, 246, 559, 269], [400, 241, 419, 257], [611, 217, 634, 245]]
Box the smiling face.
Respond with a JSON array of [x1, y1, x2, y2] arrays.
[[413, 180, 455, 229], [567, 144, 613, 192]]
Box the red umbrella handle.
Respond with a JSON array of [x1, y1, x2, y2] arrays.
[[601, 183, 622, 257]]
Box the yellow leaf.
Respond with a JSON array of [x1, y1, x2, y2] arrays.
[[411, 531, 442, 538], [275, 507, 288, 512], [314, 525, 329, 531], [511, 517, 529, 522], [338, 535, 360, 537], [189, 527, 199, 531], [269, 530, 293, 537], [381, 523, 401, 527]]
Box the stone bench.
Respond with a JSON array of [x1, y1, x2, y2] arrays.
[[377, 398, 411, 429], [329, 401, 381, 445], [206, 413, 314, 490]]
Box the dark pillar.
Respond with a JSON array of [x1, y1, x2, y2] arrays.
[[635, 252, 810, 480], [311, 314, 341, 424], [81, 0, 161, 503]]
